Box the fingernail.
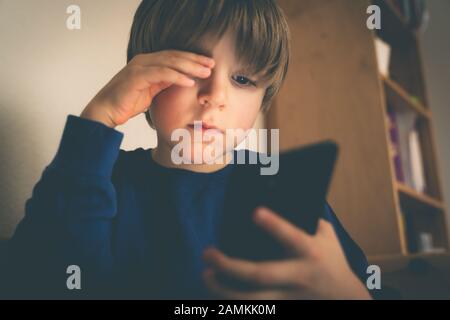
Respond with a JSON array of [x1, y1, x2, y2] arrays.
[[255, 207, 269, 221], [185, 78, 195, 85], [200, 67, 211, 75]]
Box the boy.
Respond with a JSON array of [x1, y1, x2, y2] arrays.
[[4, 0, 371, 299]]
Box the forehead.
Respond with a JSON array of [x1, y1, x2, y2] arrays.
[[191, 31, 237, 60]]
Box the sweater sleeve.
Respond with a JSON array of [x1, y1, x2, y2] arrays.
[[4, 115, 124, 298]]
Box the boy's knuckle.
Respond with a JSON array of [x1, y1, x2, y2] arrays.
[[305, 269, 319, 287], [131, 53, 144, 65], [125, 65, 140, 78], [293, 265, 314, 287], [176, 72, 188, 81], [253, 269, 267, 284], [289, 230, 304, 244], [306, 245, 321, 261], [166, 50, 178, 59], [165, 55, 176, 65], [151, 66, 165, 76], [171, 58, 184, 69]]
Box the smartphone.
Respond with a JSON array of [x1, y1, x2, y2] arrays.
[[217, 140, 339, 263]]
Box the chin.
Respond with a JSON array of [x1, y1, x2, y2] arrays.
[[181, 143, 227, 165]]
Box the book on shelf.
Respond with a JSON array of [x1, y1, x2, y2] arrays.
[[386, 107, 427, 193], [409, 128, 426, 193], [417, 232, 446, 254], [374, 37, 391, 77], [386, 106, 404, 182]]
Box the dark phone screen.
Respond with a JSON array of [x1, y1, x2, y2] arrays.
[[218, 141, 338, 262]]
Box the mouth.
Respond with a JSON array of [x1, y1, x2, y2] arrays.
[[188, 122, 224, 134]]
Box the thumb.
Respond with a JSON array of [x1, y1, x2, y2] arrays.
[[317, 218, 337, 238]]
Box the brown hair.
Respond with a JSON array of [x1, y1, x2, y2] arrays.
[[127, 0, 291, 128]]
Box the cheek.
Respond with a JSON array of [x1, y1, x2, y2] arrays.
[[230, 94, 264, 129], [150, 86, 192, 130]]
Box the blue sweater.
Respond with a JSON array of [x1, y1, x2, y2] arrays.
[[4, 115, 369, 299]]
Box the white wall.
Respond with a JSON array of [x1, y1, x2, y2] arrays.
[[0, 0, 144, 238], [0, 0, 265, 238], [421, 0, 450, 220]]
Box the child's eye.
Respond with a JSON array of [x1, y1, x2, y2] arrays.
[[233, 75, 256, 87]]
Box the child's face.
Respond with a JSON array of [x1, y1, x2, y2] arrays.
[[150, 30, 267, 167]]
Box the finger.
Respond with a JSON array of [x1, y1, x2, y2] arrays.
[[133, 50, 215, 68], [132, 65, 196, 91], [203, 269, 288, 300], [316, 218, 336, 238], [162, 49, 215, 68], [203, 248, 307, 288], [150, 53, 213, 81], [253, 206, 314, 256], [160, 50, 215, 67]]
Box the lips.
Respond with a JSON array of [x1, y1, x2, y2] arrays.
[[188, 121, 224, 134]]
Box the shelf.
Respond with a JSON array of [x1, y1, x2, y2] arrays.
[[370, 251, 450, 263], [382, 76, 431, 119], [408, 251, 450, 259], [397, 182, 444, 211], [369, 251, 450, 272], [397, 186, 448, 255]]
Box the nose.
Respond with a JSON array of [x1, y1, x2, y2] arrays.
[[197, 70, 226, 109]]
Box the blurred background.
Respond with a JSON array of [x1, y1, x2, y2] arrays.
[[0, 0, 449, 298]]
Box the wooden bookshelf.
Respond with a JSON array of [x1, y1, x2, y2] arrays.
[[369, 251, 450, 273], [397, 182, 444, 211], [270, 0, 449, 260], [382, 76, 431, 119]]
